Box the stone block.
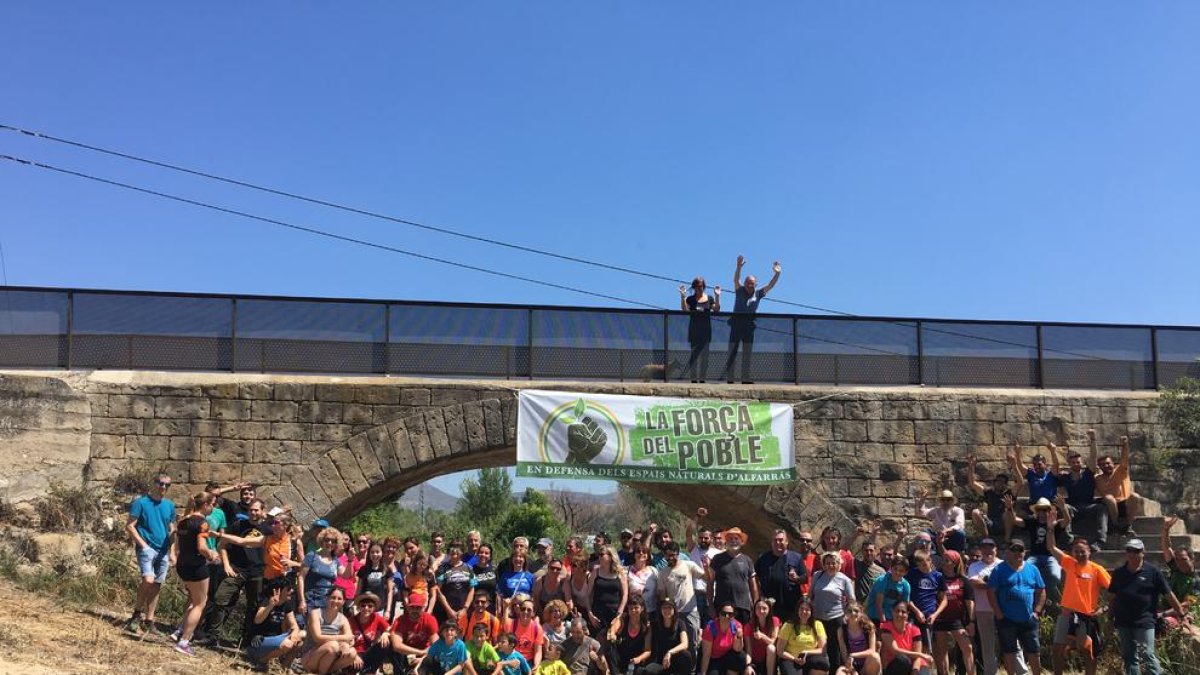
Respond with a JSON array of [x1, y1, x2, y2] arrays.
[[193, 420, 221, 437], [882, 400, 925, 420], [263, 484, 317, 524], [1005, 405, 1042, 424], [371, 405, 407, 425], [914, 421, 949, 444], [400, 388, 431, 406], [799, 401, 843, 419], [961, 403, 1006, 422], [1101, 407, 1139, 425], [242, 462, 281, 486], [868, 420, 915, 444], [314, 456, 353, 503], [270, 422, 311, 441], [462, 401, 487, 452], [365, 425, 401, 477], [342, 403, 374, 425], [315, 384, 356, 403], [195, 462, 241, 485], [154, 396, 210, 419], [274, 383, 314, 401], [926, 445, 973, 464], [879, 462, 908, 482], [1071, 406, 1103, 425], [312, 424, 352, 442], [843, 400, 883, 420], [832, 420, 869, 442], [145, 419, 192, 436], [502, 396, 518, 446], [355, 387, 400, 405], [201, 438, 253, 463], [329, 445, 371, 494], [834, 457, 878, 479], [108, 395, 155, 418], [444, 405, 468, 455], [431, 389, 478, 406], [90, 434, 125, 459], [425, 410, 451, 458], [125, 435, 170, 460], [795, 419, 833, 442], [93, 417, 142, 436], [254, 439, 303, 464], [894, 445, 923, 464], [482, 399, 505, 448], [210, 399, 251, 420], [200, 383, 240, 399], [387, 420, 417, 468], [875, 497, 910, 518], [281, 464, 335, 514], [348, 434, 385, 484], [947, 421, 993, 445], [87, 393, 110, 417], [298, 401, 343, 424], [846, 479, 871, 498], [994, 422, 1036, 445], [168, 437, 201, 461], [872, 479, 910, 497], [821, 478, 849, 497], [221, 420, 272, 440], [251, 400, 298, 422], [238, 383, 274, 400]]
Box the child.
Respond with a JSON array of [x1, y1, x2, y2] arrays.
[[423, 622, 469, 675], [534, 641, 571, 675], [494, 633, 532, 675], [836, 603, 881, 675], [467, 622, 501, 675]]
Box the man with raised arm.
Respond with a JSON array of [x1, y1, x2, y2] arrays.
[[1008, 442, 1059, 509], [1159, 516, 1197, 627], [1108, 535, 1190, 674], [1051, 433, 1106, 548], [1044, 495, 1109, 675], [1095, 434, 1141, 537], [721, 255, 781, 385], [967, 453, 1014, 543]]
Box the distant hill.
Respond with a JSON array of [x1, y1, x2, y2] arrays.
[[396, 485, 618, 513]]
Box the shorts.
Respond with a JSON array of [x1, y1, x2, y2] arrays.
[[997, 616, 1040, 655], [1053, 611, 1095, 646], [176, 559, 210, 582], [1116, 500, 1128, 520], [137, 546, 171, 584], [932, 619, 965, 632], [246, 633, 290, 663]]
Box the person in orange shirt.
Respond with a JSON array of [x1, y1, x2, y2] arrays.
[[218, 513, 298, 581], [1092, 433, 1140, 537], [1045, 496, 1111, 675]]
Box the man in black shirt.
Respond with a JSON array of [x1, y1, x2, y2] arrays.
[[721, 255, 781, 384], [1108, 538, 1189, 675], [967, 454, 1013, 542], [199, 498, 276, 647], [245, 577, 303, 669], [707, 527, 757, 623], [753, 529, 807, 619], [1052, 437, 1106, 548]]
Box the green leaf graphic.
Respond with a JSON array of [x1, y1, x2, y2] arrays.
[[574, 399, 587, 419]]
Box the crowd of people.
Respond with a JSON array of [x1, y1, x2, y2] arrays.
[[122, 430, 1195, 675]]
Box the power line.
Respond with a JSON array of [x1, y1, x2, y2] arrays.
[[0, 125, 1105, 361], [0, 153, 912, 358]]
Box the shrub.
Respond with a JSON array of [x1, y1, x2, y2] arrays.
[[111, 463, 163, 496], [1159, 376, 1200, 448], [34, 482, 103, 532]]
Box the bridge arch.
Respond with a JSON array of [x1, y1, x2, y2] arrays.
[[256, 397, 839, 544]]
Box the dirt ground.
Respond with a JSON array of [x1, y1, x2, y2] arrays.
[[0, 578, 252, 674]]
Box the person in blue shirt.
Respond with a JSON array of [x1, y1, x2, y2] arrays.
[[904, 550, 943, 649], [866, 557, 912, 624], [1008, 442, 1059, 506], [987, 540, 1046, 675], [494, 632, 532, 675], [123, 473, 177, 635], [422, 622, 470, 675]]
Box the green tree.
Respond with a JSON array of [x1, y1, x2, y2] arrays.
[[341, 502, 425, 539], [1159, 376, 1200, 447], [494, 488, 569, 549], [456, 468, 516, 536]]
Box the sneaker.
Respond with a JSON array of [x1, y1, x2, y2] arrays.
[[173, 641, 195, 657], [123, 617, 143, 634], [142, 621, 164, 638]]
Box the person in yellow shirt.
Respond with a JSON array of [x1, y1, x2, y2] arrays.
[[1046, 496, 1111, 675], [774, 600, 830, 675], [533, 641, 571, 675], [1093, 433, 1140, 536]]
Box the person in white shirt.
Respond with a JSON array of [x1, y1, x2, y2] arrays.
[[917, 489, 967, 553], [968, 538, 1028, 675]]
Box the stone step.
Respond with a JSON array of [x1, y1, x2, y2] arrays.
[[1137, 497, 1162, 518], [1104, 532, 1200, 551], [1132, 516, 1187, 536], [1090, 550, 1166, 569]]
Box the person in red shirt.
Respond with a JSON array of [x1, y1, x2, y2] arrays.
[[393, 594, 440, 672], [880, 604, 932, 675], [350, 592, 393, 674]]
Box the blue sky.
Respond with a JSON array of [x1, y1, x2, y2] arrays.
[[4, 3, 1199, 495]]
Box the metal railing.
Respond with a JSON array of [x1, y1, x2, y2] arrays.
[[1, 285, 1197, 389]]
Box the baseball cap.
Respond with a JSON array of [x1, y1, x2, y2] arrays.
[[1125, 538, 1145, 552], [267, 506, 284, 517], [979, 537, 997, 546], [1031, 498, 1053, 511], [536, 537, 554, 549], [313, 518, 330, 528], [407, 593, 426, 607]]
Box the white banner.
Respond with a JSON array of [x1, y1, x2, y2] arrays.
[[517, 390, 794, 485]]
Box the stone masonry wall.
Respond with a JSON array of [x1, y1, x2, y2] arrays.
[[0, 370, 1188, 543]]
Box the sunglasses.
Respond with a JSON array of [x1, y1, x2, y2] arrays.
[[521, 607, 535, 613], [797, 538, 812, 543], [156, 481, 171, 488], [358, 540, 370, 545], [1009, 547, 1025, 552], [720, 611, 734, 617]]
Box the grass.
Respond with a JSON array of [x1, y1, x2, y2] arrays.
[[34, 482, 103, 532]]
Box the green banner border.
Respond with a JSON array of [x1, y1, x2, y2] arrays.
[[516, 461, 795, 485]]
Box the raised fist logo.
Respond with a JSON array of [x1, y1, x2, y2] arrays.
[[562, 398, 607, 464], [566, 416, 608, 464]]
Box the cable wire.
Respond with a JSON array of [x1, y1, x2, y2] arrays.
[[0, 125, 1107, 361]]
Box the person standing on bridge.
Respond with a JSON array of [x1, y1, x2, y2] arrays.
[[722, 255, 781, 385], [681, 276, 721, 383]]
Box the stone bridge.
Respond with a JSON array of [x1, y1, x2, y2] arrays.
[[1, 370, 1191, 544]]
